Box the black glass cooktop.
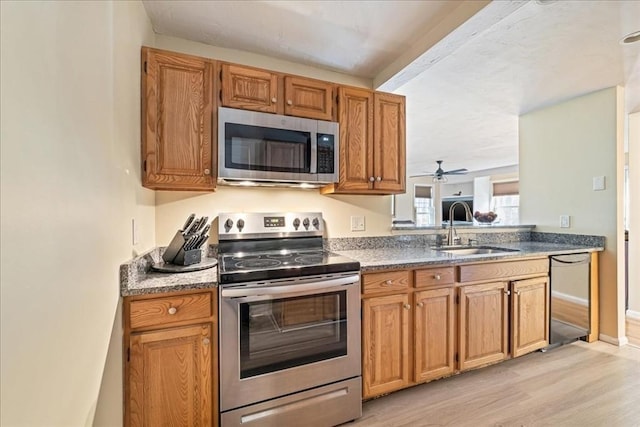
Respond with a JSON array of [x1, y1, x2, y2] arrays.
[[218, 249, 360, 285]]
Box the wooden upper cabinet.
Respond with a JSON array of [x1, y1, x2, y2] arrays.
[[220, 63, 278, 113], [284, 76, 334, 120], [373, 92, 406, 193], [321, 87, 405, 195], [511, 276, 550, 357], [141, 47, 216, 191], [220, 64, 334, 120]]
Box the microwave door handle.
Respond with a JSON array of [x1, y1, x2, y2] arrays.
[[310, 131, 317, 174]]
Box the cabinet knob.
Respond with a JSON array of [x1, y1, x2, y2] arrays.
[[204, 168, 210, 175], [376, 176, 382, 182], [516, 290, 521, 296], [369, 176, 375, 182], [203, 337, 210, 346], [384, 279, 393, 286], [287, 99, 293, 105], [417, 302, 424, 308], [434, 273, 441, 280], [168, 307, 177, 315], [271, 97, 277, 103], [403, 304, 411, 310], [504, 290, 511, 296]]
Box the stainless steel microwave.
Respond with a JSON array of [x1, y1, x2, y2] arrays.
[[218, 107, 339, 186]]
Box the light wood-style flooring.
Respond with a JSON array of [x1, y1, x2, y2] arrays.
[[349, 341, 640, 427]]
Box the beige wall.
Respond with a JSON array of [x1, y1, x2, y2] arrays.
[[519, 87, 625, 340], [628, 112, 640, 314], [0, 1, 155, 426]]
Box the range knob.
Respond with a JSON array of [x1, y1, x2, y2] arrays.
[[293, 218, 301, 230], [312, 217, 320, 230], [303, 218, 310, 230], [224, 218, 234, 232], [237, 219, 245, 232]]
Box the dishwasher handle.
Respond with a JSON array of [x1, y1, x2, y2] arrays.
[[550, 253, 590, 265]]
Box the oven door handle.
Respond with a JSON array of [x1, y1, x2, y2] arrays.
[[220, 274, 359, 300]]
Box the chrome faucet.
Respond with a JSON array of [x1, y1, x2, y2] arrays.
[[447, 201, 473, 246]]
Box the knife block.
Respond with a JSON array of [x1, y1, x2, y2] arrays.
[[162, 231, 202, 266]]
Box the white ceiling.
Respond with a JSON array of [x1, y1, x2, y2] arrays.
[[142, 0, 640, 177]]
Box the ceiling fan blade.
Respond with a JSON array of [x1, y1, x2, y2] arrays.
[[409, 172, 435, 178], [443, 168, 468, 175]]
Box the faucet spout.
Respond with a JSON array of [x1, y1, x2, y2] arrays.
[[447, 201, 473, 246]]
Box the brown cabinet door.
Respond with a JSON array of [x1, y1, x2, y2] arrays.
[[458, 282, 509, 371], [284, 76, 334, 120], [373, 92, 405, 193], [220, 63, 278, 113], [142, 48, 215, 191], [335, 86, 374, 192], [362, 293, 410, 398], [128, 324, 213, 427], [414, 287, 455, 383], [511, 276, 550, 357]]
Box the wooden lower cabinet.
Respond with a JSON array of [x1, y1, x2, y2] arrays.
[[129, 324, 213, 426], [511, 276, 550, 357], [362, 293, 410, 398], [124, 290, 218, 427], [414, 287, 455, 382], [458, 281, 509, 371]]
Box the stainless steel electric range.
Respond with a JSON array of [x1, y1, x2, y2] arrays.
[[217, 212, 362, 427]]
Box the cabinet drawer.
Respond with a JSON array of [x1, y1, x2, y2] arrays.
[[414, 267, 455, 288], [458, 258, 548, 283], [129, 292, 213, 330], [362, 270, 410, 295]]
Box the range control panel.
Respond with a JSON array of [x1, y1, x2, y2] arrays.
[[218, 212, 324, 240]]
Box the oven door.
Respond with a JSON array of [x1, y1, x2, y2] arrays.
[[219, 272, 361, 412]]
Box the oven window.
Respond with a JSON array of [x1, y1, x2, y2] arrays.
[[225, 123, 311, 173], [239, 291, 347, 378]]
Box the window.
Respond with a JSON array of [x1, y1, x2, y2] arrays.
[[414, 185, 434, 226], [491, 181, 519, 225]]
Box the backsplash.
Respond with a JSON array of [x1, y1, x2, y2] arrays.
[[531, 232, 605, 247]]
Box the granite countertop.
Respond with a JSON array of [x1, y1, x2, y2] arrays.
[[335, 241, 603, 272]]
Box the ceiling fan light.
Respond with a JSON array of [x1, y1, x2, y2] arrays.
[[433, 175, 447, 183]]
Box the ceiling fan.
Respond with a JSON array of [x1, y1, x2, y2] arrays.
[[410, 160, 468, 183]]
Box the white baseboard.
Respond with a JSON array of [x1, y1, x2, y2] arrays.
[[626, 310, 640, 320], [599, 333, 629, 346]]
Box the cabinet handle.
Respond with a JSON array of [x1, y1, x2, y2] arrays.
[[403, 304, 411, 310], [204, 168, 210, 175], [516, 290, 521, 296], [287, 99, 293, 105], [504, 290, 511, 296], [271, 97, 277, 103], [417, 302, 424, 308], [434, 273, 441, 280], [369, 176, 375, 182], [384, 279, 393, 286], [203, 337, 210, 346], [376, 176, 382, 182], [168, 307, 177, 315]]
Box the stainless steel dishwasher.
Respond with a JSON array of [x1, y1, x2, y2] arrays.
[[549, 253, 591, 346]]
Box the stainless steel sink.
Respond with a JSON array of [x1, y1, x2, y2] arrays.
[[436, 246, 521, 255]]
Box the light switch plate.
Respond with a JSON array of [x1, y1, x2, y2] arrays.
[[593, 176, 605, 191], [560, 215, 570, 228], [132, 218, 139, 245], [350, 215, 365, 231]]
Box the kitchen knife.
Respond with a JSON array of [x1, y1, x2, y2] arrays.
[[194, 234, 209, 249], [199, 224, 210, 237], [184, 217, 201, 235], [196, 216, 209, 233], [181, 213, 196, 232], [184, 235, 199, 250]]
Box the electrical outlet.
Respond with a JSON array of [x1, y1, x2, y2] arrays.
[[132, 218, 139, 245], [593, 176, 605, 191], [560, 215, 570, 228], [350, 215, 365, 231]]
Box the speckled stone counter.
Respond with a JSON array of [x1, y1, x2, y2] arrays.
[[120, 247, 217, 296], [334, 241, 604, 272], [120, 232, 604, 296]]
